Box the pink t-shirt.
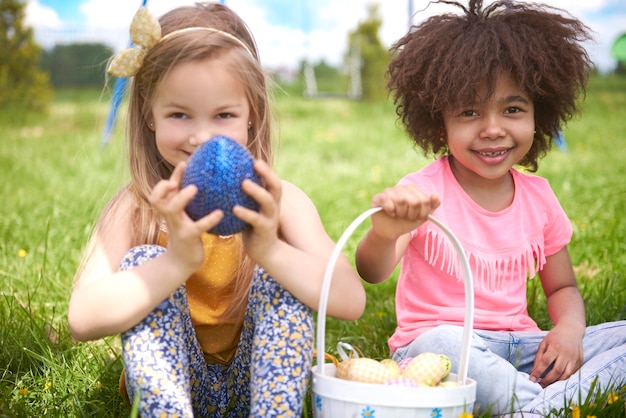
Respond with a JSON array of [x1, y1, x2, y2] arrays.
[[388, 156, 572, 353]]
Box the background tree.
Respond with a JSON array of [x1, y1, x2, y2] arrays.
[[295, 58, 350, 96], [346, 3, 389, 101], [0, 0, 51, 114], [611, 33, 626, 75], [40, 43, 113, 88]]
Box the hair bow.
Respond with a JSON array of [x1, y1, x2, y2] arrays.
[[107, 7, 161, 78]]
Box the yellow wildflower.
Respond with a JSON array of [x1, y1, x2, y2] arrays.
[[18, 249, 27, 258], [607, 392, 619, 405]]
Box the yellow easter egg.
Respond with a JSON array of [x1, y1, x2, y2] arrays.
[[337, 358, 400, 384], [439, 354, 452, 378], [402, 352, 445, 386], [336, 358, 352, 380], [380, 358, 402, 377]]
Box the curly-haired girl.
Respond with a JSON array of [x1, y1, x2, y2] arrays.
[[356, 0, 626, 415]]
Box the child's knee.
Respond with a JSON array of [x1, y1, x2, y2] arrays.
[[406, 325, 465, 358], [423, 325, 465, 345]]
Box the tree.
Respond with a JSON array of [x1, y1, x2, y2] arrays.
[[346, 3, 389, 101], [0, 0, 52, 113], [297, 58, 350, 96], [611, 33, 626, 75], [41, 43, 113, 88]]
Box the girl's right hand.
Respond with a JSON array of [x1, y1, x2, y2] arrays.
[[149, 162, 224, 274], [68, 164, 226, 341], [369, 184, 440, 241], [233, 160, 282, 264], [355, 184, 439, 284]]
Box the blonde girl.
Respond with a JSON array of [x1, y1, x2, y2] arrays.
[[68, 3, 365, 417]]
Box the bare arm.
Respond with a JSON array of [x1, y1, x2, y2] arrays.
[[530, 246, 586, 386], [356, 227, 410, 284], [68, 163, 224, 341], [355, 185, 440, 283]]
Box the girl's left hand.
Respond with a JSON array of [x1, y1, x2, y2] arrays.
[[233, 160, 281, 262], [530, 324, 583, 387]]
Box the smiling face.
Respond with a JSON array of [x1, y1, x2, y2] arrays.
[[148, 55, 251, 167], [443, 74, 535, 187]]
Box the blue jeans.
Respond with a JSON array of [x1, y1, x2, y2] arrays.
[[393, 322, 626, 416], [119, 245, 314, 417]]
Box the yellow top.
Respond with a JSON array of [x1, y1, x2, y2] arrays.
[[158, 231, 245, 365], [119, 231, 245, 403]]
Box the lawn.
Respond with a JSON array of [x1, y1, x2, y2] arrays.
[[1, 75, 625, 417]]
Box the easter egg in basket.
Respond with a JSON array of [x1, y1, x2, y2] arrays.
[[181, 136, 261, 236], [336, 358, 401, 384], [402, 352, 449, 386]]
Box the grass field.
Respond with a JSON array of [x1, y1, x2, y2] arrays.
[[1, 75, 625, 417]]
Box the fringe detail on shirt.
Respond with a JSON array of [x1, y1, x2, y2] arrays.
[[423, 229, 546, 290]]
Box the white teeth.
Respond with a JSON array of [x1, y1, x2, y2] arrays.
[[479, 150, 507, 157]]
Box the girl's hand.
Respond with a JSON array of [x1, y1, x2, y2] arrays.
[[355, 184, 439, 284], [530, 324, 583, 387], [370, 184, 440, 241], [233, 160, 281, 263], [533, 248, 586, 387], [149, 162, 224, 273]]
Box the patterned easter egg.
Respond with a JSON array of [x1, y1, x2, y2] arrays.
[[385, 377, 420, 387], [181, 136, 261, 236], [380, 358, 402, 377], [398, 357, 412, 370], [336, 358, 401, 384], [335, 359, 352, 380], [402, 352, 446, 386], [439, 354, 452, 378]]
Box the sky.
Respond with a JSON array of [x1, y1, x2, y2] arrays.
[[24, 0, 626, 73]]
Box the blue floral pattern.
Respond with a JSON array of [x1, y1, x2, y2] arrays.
[[361, 405, 376, 417], [120, 245, 314, 417], [315, 395, 323, 412]]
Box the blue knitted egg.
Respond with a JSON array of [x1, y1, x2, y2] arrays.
[[181, 136, 261, 235]]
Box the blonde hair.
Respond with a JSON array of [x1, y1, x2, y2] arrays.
[[80, 2, 273, 318]]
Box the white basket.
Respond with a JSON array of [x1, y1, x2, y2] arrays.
[[311, 208, 477, 417]]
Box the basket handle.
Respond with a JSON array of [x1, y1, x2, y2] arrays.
[[316, 207, 474, 385]]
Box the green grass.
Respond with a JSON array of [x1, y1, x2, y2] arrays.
[[1, 76, 625, 417]]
